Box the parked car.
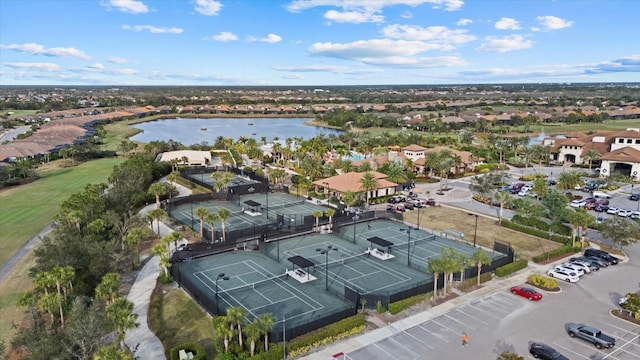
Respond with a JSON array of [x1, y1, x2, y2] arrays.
[[606, 207, 620, 214], [510, 286, 543, 301], [555, 263, 585, 277], [547, 179, 557, 186], [617, 209, 632, 217], [570, 256, 602, 270], [583, 197, 597, 204], [584, 202, 597, 210], [518, 189, 530, 196], [596, 199, 610, 206], [595, 205, 610, 212], [586, 256, 610, 267], [631, 211, 640, 219], [547, 269, 579, 282], [630, 193, 640, 201], [570, 199, 586, 208], [512, 182, 525, 190], [566, 323, 616, 349], [425, 198, 436, 206], [584, 248, 619, 265], [395, 204, 406, 212], [529, 342, 569, 360], [569, 258, 597, 272], [403, 202, 415, 210], [497, 185, 511, 192]]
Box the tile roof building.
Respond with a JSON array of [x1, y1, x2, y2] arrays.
[[312, 171, 398, 200]]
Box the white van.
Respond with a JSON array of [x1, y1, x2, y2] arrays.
[[593, 190, 611, 199]]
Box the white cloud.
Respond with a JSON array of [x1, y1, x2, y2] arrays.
[[535, 15, 574, 31], [88, 63, 105, 70], [3, 62, 61, 72], [101, 0, 148, 14], [400, 11, 413, 19], [477, 34, 533, 52], [324, 10, 384, 23], [285, 0, 464, 13], [264, 34, 283, 43], [382, 24, 475, 45], [456, 18, 472, 26], [272, 64, 383, 74], [206, 32, 238, 42], [494, 17, 521, 30], [0, 43, 90, 59], [108, 56, 128, 64], [122, 25, 183, 34], [194, 0, 222, 16]]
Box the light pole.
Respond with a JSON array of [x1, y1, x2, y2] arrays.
[[415, 205, 421, 230], [316, 245, 338, 290], [468, 213, 478, 247], [352, 214, 359, 243], [400, 228, 411, 266], [215, 273, 229, 316]]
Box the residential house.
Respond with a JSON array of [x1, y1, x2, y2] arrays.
[[312, 171, 398, 201]]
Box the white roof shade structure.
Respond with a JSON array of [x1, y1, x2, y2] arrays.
[[155, 150, 212, 166]]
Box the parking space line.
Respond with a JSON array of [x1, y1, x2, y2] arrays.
[[454, 307, 489, 325], [401, 329, 435, 350], [372, 342, 404, 360], [602, 333, 640, 360], [444, 313, 477, 331], [465, 301, 505, 320], [417, 323, 451, 343], [388, 336, 421, 356], [552, 341, 596, 359]]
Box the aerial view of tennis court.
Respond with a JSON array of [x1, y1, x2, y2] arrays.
[[172, 217, 508, 341]]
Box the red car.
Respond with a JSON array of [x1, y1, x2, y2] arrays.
[[597, 199, 610, 206], [510, 286, 543, 301], [585, 202, 597, 210]]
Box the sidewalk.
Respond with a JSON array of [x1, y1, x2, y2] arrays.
[[124, 178, 192, 359]]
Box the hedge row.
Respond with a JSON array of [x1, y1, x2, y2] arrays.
[[532, 245, 581, 263], [527, 274, 558, 290], [511, 215, 572, 236], [457, 272, 492, 292], [388, 292, 432, 315], [501, 219, 570, 244], [169, 342, 207, 360], [495, 259, 528, 277], [286, 313, 366, 358]]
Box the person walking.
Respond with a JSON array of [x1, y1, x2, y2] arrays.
[[462, 332, 469, 347]]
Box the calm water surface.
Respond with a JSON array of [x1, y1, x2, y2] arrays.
[[130, 118, 342, 145]]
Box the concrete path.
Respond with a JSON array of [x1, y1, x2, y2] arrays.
[[0, 223, 54, 283]]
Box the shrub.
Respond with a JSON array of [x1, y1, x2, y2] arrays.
[[388, 292, 432, 315], [495, 259, 528, 277], [501, 219, 569, 244], [458, 272, 492, 291], [527, 274, 558, 290], [532, 245, 581, 263], [286, 314, 366, 358], [170, 342, 207, 360], [474, 163, 491, 172], [376, 300, 386, 313]]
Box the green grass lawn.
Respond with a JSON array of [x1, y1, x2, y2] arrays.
[[1, 109, 38, 117], [0, 158, 123, 265]]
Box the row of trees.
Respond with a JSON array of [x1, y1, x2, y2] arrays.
[[213, 309, 275, 357], [427, 248, 493, 297]]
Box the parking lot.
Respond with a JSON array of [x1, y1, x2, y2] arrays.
[[341, 259, 639, 360]]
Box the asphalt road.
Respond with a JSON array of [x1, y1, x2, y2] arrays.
[[344, 243, 640, 360], [0, 125, 31, 143]]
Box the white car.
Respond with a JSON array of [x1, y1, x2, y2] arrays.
[[547, 269, 579, 282], [607, 207, 620, 215], [568, 261, 592, 273], [631, 211, 640, 219], [555, 263, 586, 276], [617, 209, 632, 217], [518, 189, 530, 196], [570, 199, 586, 208]]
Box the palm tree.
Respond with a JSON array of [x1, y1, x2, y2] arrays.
[[122, 227, 145, 269], [96, 272, 121, 305], [93, 344, 133, 360], [218, 208, 231, 242], [148, 182, 169, 208], [213, 316, 233, 353], [152, 243, 170, 277], [557, 170, 583, 191], [427, 258, 444, 298], [147, 208, 167, 237], [194, 206, 210, 239], [568, 208, 593, 248], [493, 191, 512, 224], [531, 177, 548, 199], [359, 172, 378, 207], [312, 210, 324, 232], [226, 307, 247, 347], [205, 211, 219, 242], [341, 160, 354, 173], [341, 190, 357, 210], [432, 152, 453, 191], [385, 163, 408, 184], [107, 298, 139, 349], [471, 250, 492, 286], [245, 322, 261, 356], [254, 313, 275, 351], [325, 208, 336, 231], [583, 149, 600, 170]]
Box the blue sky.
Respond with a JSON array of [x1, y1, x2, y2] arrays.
[[1, 0, 639, 86]]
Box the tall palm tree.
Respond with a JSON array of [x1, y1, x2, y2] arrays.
[[205, 211, 219, 242], [245, 322, 261, 356], [568, 208, 594, 248], [358, 161, 373, 172], [557, 171, 583, 191], [218, 208, 231, 242], [341, 160, 354, 173], [213, 316, 233, 353], [254, 313, 275, 351], [96, 272, 121, 305], [471, 250, 492, 286], [226, 307, 247, 347], [152, 243, 170, 277], [148, 182, 169, 208], [385, 163, 408, 184], [147, 208, 167, 237], [194, 206, 211, 239], [107, 298, 138, 349], [325, 208, 336, 231], [359, 172, 378, 207], [493, 191, 512, 224], [583, 149, 600, 170], [122, 227, 145, 268], [312, 210, 324, 232], [341, 190, 357, 210], [427, 258, 444, 298]]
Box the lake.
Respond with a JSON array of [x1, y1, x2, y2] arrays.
[[130, 117, 342, 145]]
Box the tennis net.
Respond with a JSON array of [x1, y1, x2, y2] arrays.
[[267, 200, 306, 210], [216, 274, 289, 295], [315, 252, 370, 270]]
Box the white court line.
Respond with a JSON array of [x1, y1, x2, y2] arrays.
[[193, 272, 259, 319], [247, 296, 296, 313]]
